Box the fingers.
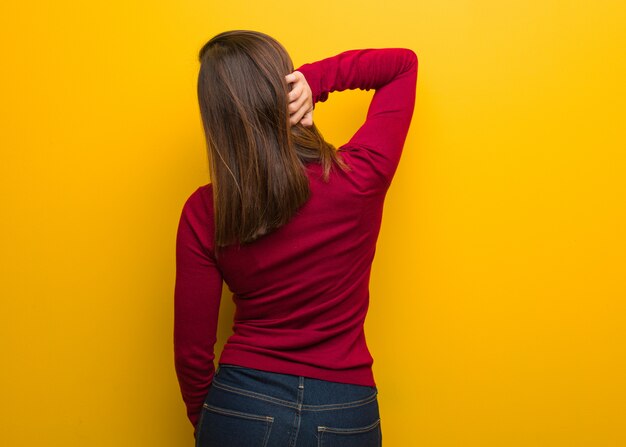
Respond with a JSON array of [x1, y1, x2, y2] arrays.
[[289, 104, 314, 127], [300, 109, 314, 127], [285, 71, 313, 126], [287, 82, 303, 103], [286, 72, 304, 101], [288, 88, 308, 114], [285, 70, 302, 84], [289, 104, 307, 125]]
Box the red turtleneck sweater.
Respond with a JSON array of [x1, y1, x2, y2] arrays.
[[174, 47, 418, 433]]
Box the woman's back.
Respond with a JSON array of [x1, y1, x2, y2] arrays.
[[175, 46, 418, 432]]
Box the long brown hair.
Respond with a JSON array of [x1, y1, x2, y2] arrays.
[[197, 30, 350, 255]]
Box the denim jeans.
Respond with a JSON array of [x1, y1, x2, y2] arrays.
[[195, 364, 382, 447]]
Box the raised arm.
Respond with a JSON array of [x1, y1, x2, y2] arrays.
[[173, 185, 223, 439], [295, 48, 418, 190]]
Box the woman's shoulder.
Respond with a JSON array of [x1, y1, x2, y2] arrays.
[[181, 183, 214, 219], [191, 182, 214, 202], [198, 182, 213, 196]]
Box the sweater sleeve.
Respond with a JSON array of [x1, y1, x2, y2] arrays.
[[173, 186, 223, 439], [295, 48, 418, 190]]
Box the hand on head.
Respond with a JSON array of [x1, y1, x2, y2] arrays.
[[285, 71, 314, 127]]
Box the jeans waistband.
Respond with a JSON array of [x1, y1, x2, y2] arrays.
[[213, 364, 378, 411]]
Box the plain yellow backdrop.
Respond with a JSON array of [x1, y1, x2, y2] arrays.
[[1, 1, 625, 446]]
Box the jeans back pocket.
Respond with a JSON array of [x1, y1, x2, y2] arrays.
[[196, 403, 273, 447], [317, 418, 381, 447]]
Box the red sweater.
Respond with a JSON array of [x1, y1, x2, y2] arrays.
[[174, 48, 418, 433]]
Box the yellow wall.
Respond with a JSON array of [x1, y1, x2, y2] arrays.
[[1, 1, 625, 445]]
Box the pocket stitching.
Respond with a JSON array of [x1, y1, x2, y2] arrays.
[[318, 417, 380, 434], [201, 403, 274, 447], [202, 403, 275, 423], [306, 391, 378, 411]]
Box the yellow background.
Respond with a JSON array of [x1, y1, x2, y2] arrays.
[[1, 1, 625, 446]]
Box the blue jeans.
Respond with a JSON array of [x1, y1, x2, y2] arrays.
[[196, 364, 382, 447]]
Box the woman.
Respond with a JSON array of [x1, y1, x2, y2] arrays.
[[174, 29, 418, 446]]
